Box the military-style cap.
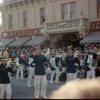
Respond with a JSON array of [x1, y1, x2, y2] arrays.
[[0, 57, 8, 61], [66, 50, 72, 53]]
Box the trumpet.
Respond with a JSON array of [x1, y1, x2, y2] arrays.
[[3, 51, 8, 57]]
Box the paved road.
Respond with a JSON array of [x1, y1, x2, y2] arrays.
[[11, 77, 65, 99]]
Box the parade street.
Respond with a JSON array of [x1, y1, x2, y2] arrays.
[[11, 77, 65, 99]]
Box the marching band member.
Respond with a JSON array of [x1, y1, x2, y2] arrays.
[[27, 51, 35, 87], [45, 48, 51, 65], [7, 58, 12, 80], [65, 51, 77, 82], [16, 55, 24, 80], [50, 53, 57, 84], [0, 58, 13, 99], [34, 49, 47, 99], [55, 50, 62, 84], [87, 50, 95, 79]]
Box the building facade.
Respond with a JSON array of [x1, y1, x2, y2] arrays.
[[1, 0, 99, 48]]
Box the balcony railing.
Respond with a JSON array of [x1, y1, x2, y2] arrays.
[[46, 18, 89, 34]]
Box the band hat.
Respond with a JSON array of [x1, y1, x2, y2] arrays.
[[0, 57, 8, 61], [75, 50, 79, 53], [1, 59, 8, 61], [21, 55, 24, 57], [67, 51, 72, 53]]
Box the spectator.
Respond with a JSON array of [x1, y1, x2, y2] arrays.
[[50, 79, 100, 99]]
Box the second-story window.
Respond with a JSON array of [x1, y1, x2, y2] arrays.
[[62, 4, 68, 20], [23, 11, 28, 27], [70, 2, 76, 19], [40, 8, 45, 24], [97, 0, 100, 17], [8, 14, 13, 29]]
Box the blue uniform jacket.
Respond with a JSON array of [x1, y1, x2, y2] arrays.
[[34, 54, 47, 75], [0, 64, 13, 84], [65, 56, 76, 73]]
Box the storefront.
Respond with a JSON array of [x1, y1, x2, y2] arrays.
[[0, 27, 46, 47], [49, 32, 80, 49], [80, 21, 100, 48]]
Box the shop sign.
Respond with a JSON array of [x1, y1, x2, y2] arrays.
[[2, 28, 44, 38]]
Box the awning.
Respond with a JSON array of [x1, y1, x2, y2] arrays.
[[0, 38, 15, 47], [80, 31, 100, 44], [24, 36, 45, 46], [9, 37, 31, 47]]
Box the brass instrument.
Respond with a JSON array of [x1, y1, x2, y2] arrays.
[[3, 51, 8, 57]]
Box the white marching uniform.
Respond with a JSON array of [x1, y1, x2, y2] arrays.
[[55, 54, 62, 84], [50, 57, 57, 83], [87, 54, 95, 79], [27, 57, 35, 87], [16, 57, 24, 80]]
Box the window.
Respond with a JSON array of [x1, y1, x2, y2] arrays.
[[62, 4, 68, 20], [40, 8, 45, 24], [23, 11, 28, 27], [8, 14, 13, 29], [70, 2, 76, 19], [97, 0, 100, 17]]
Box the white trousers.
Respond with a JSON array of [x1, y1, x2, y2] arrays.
[[0, 84, 12, 99], [27, 67, 35, 86], [67, 73, 77, 82], [87, 68, 95, 79], [55, 68, 60, 83], [50, 70, 56, 83], [35, 75, 47, 98], [16, 65, 24, 79], [50, 68, 60, 83]]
